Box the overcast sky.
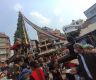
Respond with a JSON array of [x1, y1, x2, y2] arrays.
[[0, 0, 96, 43]]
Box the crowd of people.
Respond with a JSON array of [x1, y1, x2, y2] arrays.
[[0, 42, 96, 80]]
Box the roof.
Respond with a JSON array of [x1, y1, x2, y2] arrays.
[[54, 40, 68, 45], [39, 43, 51, 48], [38, 49, 57, 56], [0, 33, 9, 38], [84, 3, 96, 15], [65, 28, 77, 33], [79, 22, 96, 37], [39, 39, 48, 43]]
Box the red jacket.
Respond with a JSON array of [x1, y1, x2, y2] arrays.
[[31, 67, 46, 80]]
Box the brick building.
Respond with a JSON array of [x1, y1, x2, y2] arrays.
[[37, 27, 66, 56], [0, 33, 10, 62]]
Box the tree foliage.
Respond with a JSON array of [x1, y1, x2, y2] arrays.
[[14, 12, 29, 44]]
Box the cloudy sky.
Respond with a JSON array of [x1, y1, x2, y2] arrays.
[[0, 0, 96, 43]]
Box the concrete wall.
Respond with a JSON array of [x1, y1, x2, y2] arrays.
[[84, 3, 96, 19]]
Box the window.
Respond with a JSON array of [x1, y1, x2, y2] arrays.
[[0, 38, 6, 42], [0, 43, 6, 46], [0, 49, 6, 54], [0, 38, 9, 43]]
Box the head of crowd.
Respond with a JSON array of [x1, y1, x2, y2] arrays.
[[0, 42, 96, 80]]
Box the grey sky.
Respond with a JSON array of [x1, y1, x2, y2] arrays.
[[0, 0, 95, 44]]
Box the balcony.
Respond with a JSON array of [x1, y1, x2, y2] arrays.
[[39, 49, 57, 56]]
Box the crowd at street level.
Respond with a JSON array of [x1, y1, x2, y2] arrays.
[[0, 43, 96, 80]]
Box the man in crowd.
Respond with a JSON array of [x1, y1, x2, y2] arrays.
[[73, 43, 96, 80], [58, 41, 96, 80]]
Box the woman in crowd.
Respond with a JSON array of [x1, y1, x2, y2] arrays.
[[29, 61, 46, 80]]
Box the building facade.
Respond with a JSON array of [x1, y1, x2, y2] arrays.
[[63, 19, 84, 34], [37, 27, 66, 56], [38, 39, 56, 56], [84, 3, 96, 24], [38, 39, 68, 56], [0, 33, 10, 62], [77, 22, 96, 46]]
